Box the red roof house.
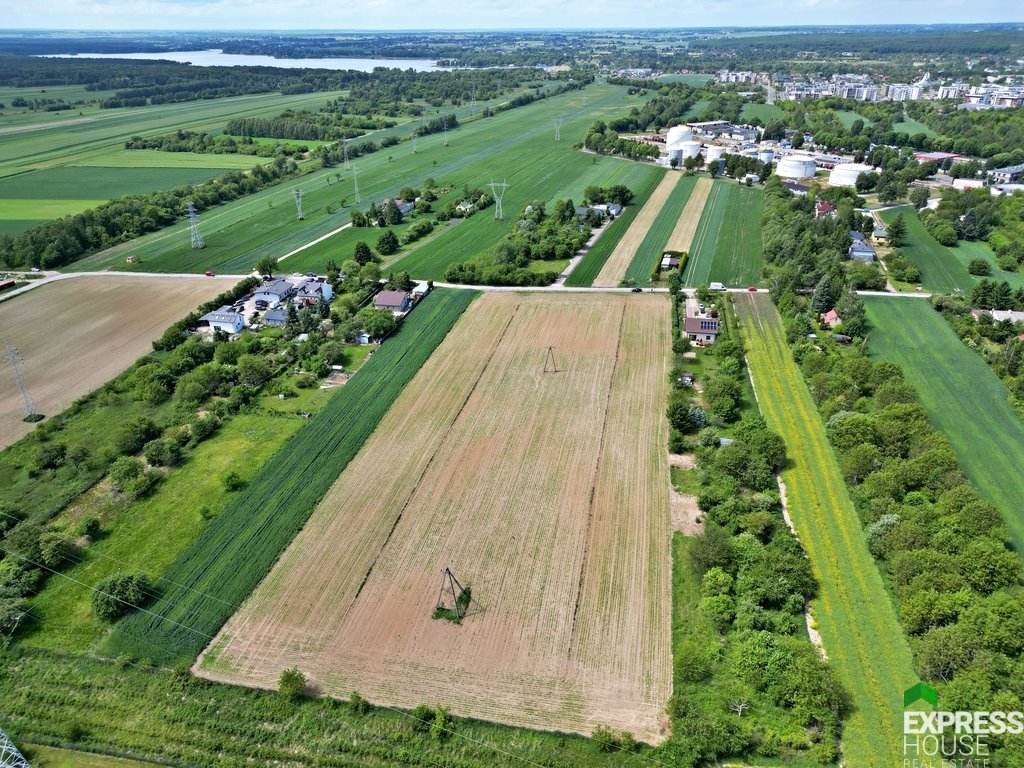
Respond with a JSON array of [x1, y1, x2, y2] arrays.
[[821, 309, 841, 328]]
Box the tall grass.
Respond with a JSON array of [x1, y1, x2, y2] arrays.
[[106, 288, 478, 665]]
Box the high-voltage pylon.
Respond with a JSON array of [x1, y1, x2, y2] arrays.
[[292, 188, 304, 220], [343, 138, 351, 170], [0, 727, 29, 768], [553, 118, 564, 141], [443, 125, 448, 147], [488, 180, 509, 221], [3, 343, 37, 421], [186, 201, 204, 249], [352, 166, 361, 204]]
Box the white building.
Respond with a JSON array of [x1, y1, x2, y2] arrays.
[[201, 307, 245, 334]]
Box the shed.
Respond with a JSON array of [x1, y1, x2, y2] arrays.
[[872, 228, 889, 244], [821, 309, 842, 328]]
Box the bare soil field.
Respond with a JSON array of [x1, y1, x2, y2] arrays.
[[665, 176, 712, 253], [198, 292, 672, 742], [593, 173, 680, 287], [0, 275, 228, 449]]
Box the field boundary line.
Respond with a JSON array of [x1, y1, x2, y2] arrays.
[[349, 301, 521, 610], [566, 301, 627, 652]]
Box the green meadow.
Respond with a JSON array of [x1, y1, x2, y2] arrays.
[[880, 207, 974, 293], [683, 180, 764, 287]]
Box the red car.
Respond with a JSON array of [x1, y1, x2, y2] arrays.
[[747, 286, 758, 292], [204, 270, 215, 277]]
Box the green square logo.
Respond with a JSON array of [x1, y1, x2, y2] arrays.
[[904, 682, 939, 708]]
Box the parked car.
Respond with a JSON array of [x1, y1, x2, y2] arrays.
[[747, 286, 758, 292], [631, 287, 643, 293], [204, 270, 215, 277]]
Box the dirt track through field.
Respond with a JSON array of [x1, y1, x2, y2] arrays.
[[0, 275, 227, 450], [198, 293, 672, 742], [664, 176, 712, 253], [593, 173, 681, 287]]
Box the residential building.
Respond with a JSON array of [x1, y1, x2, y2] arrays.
[[455, 201, 475, 215], [201, 306, 245, 334], [684, 315, 720, 344], [374, 290, 412, 314], [988, 164, 1024, 184], [821, 309, 842, 328], [264, 306, 288, 328], [253, 279, 296, 306], [815, 201, 835, 219], [971, 309, 1024, 324], [848, 240, 875, 263], [294, 279, 334, 306], [781, 180, 810, 196]]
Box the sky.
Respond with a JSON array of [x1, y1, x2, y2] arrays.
[[2, 0, 1020, 32]]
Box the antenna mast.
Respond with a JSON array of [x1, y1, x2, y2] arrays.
[[352, 167, 361, 204], [292, 188, 304, 220], [553, 118, 564, 141], [0, 729, 29, 768], [186, 201, 204, 249], [4, 343, 37, 421], [488, 179, 509, 221]]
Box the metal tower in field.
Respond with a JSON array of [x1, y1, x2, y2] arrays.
[[553, 118, 564, 141], [470, 82, 477, 113], [186, 201, 204, 249], [0, 729, 28, 768], [543, 346, 559, 373], [488, 179, 509, 221], [443, 125, 448, 147], [4, 343, 38, 421], [292, 188, 304, 220], [436, 567, 468, 622], [352, 166, 361, 204], [343, 138, 351, 170]]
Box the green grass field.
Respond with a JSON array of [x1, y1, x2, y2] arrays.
[[893, 117, 937, 137], [657, 74, 714, 86], [68, 85, 656, 278], [948, 239, 1024, 290], [21, 414, 303, 654], [741, 103, 784, 123], [621, 174, 698, 283], [865, 297, 1024, 551], [682, 181, 763, 287], [734, 292, 916, 768], [681, 99, 710, 121], [21, 744, 157, 768], [564, 166, 665, 286], [0, 166, 240, 201], [880, 207, 974, 293], [835, 110, 873, 129], [71, 149, 269, 169], [106, 288, 477, 665]]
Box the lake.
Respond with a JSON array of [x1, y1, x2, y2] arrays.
[[40, 49, 447, 71]]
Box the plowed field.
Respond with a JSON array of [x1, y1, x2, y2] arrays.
[[198, 293, 672, 742]]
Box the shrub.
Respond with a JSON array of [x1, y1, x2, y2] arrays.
[[410, 704, 434, 732], [108, 456, 145, 492], [76, 516, 101, 539], [967, 259, 991, 276], [349, 691, 370, 715], [114, 417, 159, 455], [278, 667, 306, 702], [592, 724, 620, 752], [92, 572, 152, 621], [222, 471, 246, 492]]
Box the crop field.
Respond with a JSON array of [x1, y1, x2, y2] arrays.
[[865, 298, 1024, 551], [734, 292, 916, 768], [106, 288, 477, 664], [740, 103, 784, 122], [22, 413, 303, 654], [664, 176, 712, 252], [71, 149, 267, 169], [71, 85, 656, 278], [0, 275, 232, 450], [198, 292, 672, 742], [621, 175, 699, 283], [682, 181, 763, 287], [656, 74, 714, 86], [592, 172, 686, 287], [880, 207, 974, 293], [564, 167, 664, 286]]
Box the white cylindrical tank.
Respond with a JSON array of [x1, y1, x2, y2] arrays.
[[829, 162, 874, 187], [666, 125, 693, 145], [777, 156, 818, 179], [681, 140, 702, 159], [705, 145, 726, 163], [758, 149, 775, 164], [668, 148, 683, 164]]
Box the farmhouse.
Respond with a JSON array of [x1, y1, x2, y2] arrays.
[[201, 306, 245, 334], [411, 280, 431, 300], [685, 315, 720, 344], [815, 201, 835, 219], [821, 309, 842, 328], [972, 309, 1024, 324], [253, 279, 296, 306], [872, 227, 889, 245], [382, 198, 415, 216], [987, 164, 1024, 185], [374, 290, 412, 314], [592, 203, 623, 217], [455, 200, 475, 215]]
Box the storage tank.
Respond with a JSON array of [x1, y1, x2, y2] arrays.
[[758, 149, 775, 164], [776, 155, 817, 179], [681, 140, 702, 159], [705, 145, 726, 163], [666, 125, 693, 145], [829, 162, 874, 187]]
